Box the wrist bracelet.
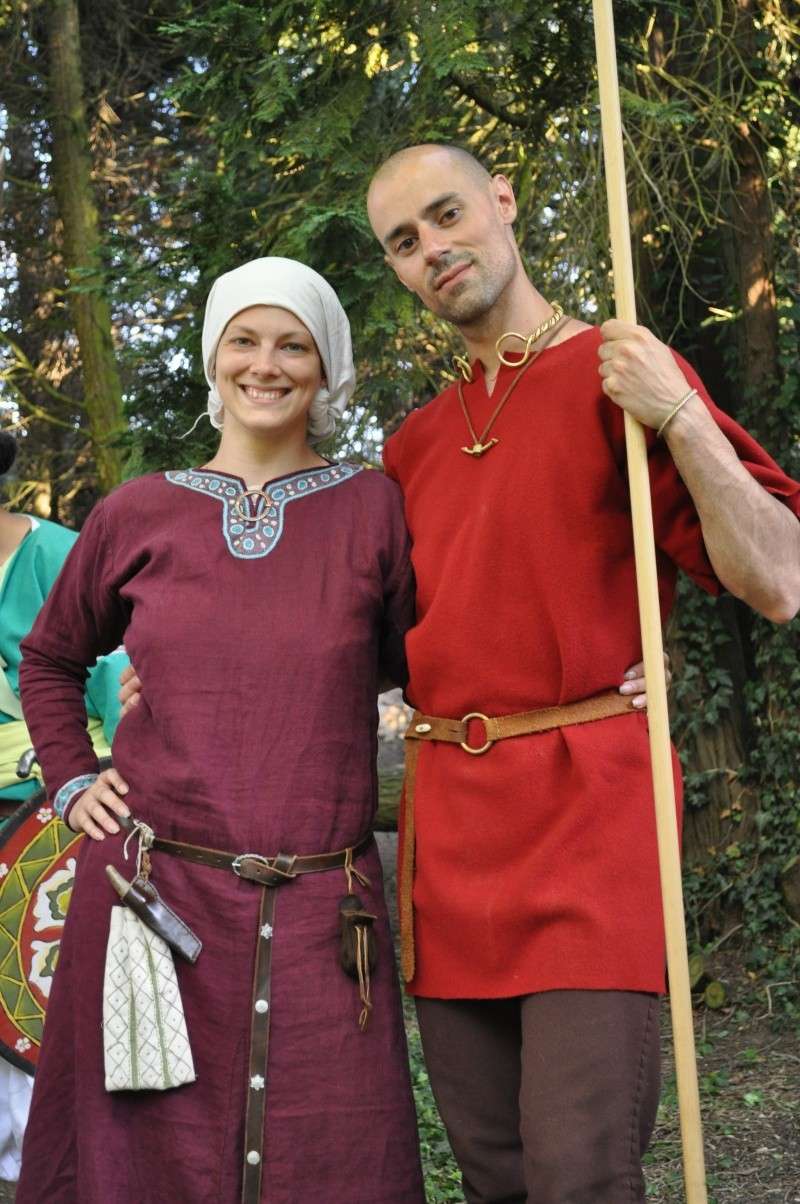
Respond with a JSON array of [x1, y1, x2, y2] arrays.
[[657, 388, 698, 438], [53, 772, 98, 820]]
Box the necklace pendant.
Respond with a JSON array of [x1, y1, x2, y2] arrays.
[[461, 438, 499, 458]]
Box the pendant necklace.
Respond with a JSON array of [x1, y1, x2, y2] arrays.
[[457, 307, 566, 458]]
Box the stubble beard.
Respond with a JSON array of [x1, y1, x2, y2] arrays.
[[429, 243, 518, 330]]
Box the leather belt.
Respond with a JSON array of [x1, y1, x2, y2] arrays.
[[399, 689, 635, 983], [143, 827, 372, 886], [127, 821, 372, 1204]]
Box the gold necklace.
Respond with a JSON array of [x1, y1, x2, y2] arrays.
[[452, 354, 474, 382], [457, 315, 565, 457], [495, 303, 564, 367], [451, 302, 565, 383]]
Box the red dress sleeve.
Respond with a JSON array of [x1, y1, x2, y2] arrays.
[[19, 499, 130, 806], [619, 354, 800, 596]]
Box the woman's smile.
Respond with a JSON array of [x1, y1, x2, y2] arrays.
[[239, 383, 292, 404]]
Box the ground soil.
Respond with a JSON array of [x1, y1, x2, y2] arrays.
[[643, 958, 800, 1204]]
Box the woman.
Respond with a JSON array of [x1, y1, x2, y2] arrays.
[[17, 258, 425, 1203]]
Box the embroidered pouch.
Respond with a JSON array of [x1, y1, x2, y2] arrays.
[[102, 905, 196, 1092]]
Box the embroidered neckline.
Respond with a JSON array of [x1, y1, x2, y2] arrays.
[[165, 464, 362, 559]]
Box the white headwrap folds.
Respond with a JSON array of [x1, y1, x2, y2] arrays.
[[201, 257, 356, 442]]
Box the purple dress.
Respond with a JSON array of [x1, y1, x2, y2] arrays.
[[17, 465, 424, 1204]]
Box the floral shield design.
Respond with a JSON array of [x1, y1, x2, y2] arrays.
[[0, 789, 82, 1075]]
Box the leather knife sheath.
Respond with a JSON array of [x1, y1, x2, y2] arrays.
[[106, 865, 202, 963]]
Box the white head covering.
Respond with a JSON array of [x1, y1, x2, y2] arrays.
[[201, 257, 355, 442]]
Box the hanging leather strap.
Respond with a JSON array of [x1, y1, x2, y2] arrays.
[[240, 884, 279, 1204], [399, 689, 636, 983]]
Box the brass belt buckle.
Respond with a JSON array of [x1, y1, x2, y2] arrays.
[[460, 712, 494, 755]]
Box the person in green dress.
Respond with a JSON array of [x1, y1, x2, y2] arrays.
[[0, 429, 128, 1182]]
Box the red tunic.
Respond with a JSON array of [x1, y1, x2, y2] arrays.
[[383, 328, 800, 1000]]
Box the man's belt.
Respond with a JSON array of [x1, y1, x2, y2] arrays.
[[118, 816, 372, 1204], [399, 689, 636, 984]]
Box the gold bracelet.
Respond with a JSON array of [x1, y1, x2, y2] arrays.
[[657, 387, 698, 438]]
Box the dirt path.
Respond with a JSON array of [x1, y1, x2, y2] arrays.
[[646, 1005, 800, 1202]]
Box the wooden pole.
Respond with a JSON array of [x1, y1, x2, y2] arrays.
[[591, 3, 708, 1200]]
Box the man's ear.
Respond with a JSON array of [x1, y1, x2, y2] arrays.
[[492, 174, 518, 225]]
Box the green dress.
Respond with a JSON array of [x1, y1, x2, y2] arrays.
[[0, 517, 129, 1184], [0, 516, 127, 805]]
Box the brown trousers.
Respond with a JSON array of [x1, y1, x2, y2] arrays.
[[415, 990, 661, 1204]]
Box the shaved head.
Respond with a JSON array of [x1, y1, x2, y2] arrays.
[[368, 144, 493, 202]]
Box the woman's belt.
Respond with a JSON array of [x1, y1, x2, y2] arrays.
[[399, 689, 636, 984], [118, 817, 372, 1204], [135, 824, 372, 885]]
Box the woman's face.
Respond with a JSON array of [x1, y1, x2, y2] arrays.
[[214, 305, 324, 440]]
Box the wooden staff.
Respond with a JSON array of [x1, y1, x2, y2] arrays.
[[591, 2, 708, 1200]]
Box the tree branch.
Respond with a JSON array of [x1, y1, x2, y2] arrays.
[[446, 72, 531, 130]]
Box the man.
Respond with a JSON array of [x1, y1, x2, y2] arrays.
[[366, 144, 800, 1203]]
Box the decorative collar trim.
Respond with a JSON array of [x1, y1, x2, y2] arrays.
[[164, 464, 362, 559]]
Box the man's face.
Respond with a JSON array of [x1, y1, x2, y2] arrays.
[[367, 149, 519, 327]]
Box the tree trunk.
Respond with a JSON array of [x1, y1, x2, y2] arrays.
[[668, 597, 757, 876], [45, 0, 124, 494], [674, 1, 783, 907], [728, 0, 780, 416]]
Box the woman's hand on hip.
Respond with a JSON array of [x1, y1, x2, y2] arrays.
[[68, 768, 130, 840], [619, 653, 672, 709]]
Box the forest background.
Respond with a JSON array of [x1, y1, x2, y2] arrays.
[[1, 0, 799, 1015]]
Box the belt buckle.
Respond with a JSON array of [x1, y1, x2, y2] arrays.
[[232, 853, 269, 878], [460, 712, 494, 755], [232, 852, 298, 885]]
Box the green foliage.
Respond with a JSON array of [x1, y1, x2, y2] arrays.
[[404, 1000, 463, 1200], [1, 0, 799, 1007]]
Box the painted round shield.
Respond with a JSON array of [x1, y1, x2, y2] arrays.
[[0, 790, 83, 1074]]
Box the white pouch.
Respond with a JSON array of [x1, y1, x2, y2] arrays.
[[103, 904, 196, 1092]]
